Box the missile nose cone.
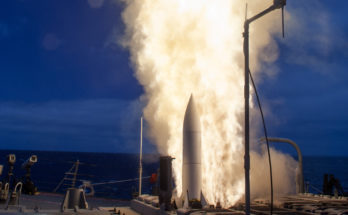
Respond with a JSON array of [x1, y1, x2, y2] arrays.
[[183, 94, 201, 132]]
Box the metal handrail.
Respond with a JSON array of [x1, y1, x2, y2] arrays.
[[259, 137, 304, 194]]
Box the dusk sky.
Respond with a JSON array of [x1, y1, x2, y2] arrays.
[[0, 0, 347, 155]]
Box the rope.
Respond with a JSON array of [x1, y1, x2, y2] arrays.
[[90, 176, 151, 186], [309, 183, 323, 194]]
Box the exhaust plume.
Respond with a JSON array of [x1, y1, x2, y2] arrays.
[[121, 0, 295, 207]]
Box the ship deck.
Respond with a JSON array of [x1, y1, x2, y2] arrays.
[[232, 193, 348, 214], [0, 192, 347, 214], [116, 193, 348, 215], [0, 192, 129, 214]]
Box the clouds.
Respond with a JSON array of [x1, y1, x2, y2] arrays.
[[0, 0, 346, 157], [42, 33, 62, 51], [257, 1, 348, 156], [0, 99, 154, 153], [0, 1, 145, 153], [0, 23, 10, 38], [282, 1, 348, 73], [87, 0, 104, 8], [261, 60, 348, 154], [261, 65, 348, 155]]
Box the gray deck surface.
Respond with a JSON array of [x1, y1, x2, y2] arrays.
[[0, 192, 130, 214], [0, 192, 347, 214]]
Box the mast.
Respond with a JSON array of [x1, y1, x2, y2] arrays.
[[139, 116, 143, 196], [243, 1, 286, 214]]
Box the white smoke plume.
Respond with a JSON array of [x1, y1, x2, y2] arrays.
[[121, 0, 296, 207]]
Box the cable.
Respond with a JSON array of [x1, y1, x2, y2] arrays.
[[91, 176, 151, 186], [249, 71, 274, 214]]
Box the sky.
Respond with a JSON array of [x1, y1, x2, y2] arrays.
[[0, 0, 347, 155]]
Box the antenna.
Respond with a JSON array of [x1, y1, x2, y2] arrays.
[[282, 6, 285, 38], [273, 0, 286, 38], [139, 116, 143, 196]]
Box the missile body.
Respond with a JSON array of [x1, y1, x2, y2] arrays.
[[182, 95, 202, 201]]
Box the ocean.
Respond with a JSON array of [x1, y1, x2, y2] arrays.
[[0, 150, 346, 200]]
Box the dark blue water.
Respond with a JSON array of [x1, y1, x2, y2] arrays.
[[0, 150, 159, 200], [303, 156, 348, 193], [0, 150, 346, 199]]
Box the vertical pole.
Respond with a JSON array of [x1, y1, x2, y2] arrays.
[[72, 160, 79, 188], [241, 3, 285, 214], [139, 116, 143, 196], [243, 21, 251, 215]]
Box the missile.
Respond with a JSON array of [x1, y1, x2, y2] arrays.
[[182, 94, 202, 202]]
